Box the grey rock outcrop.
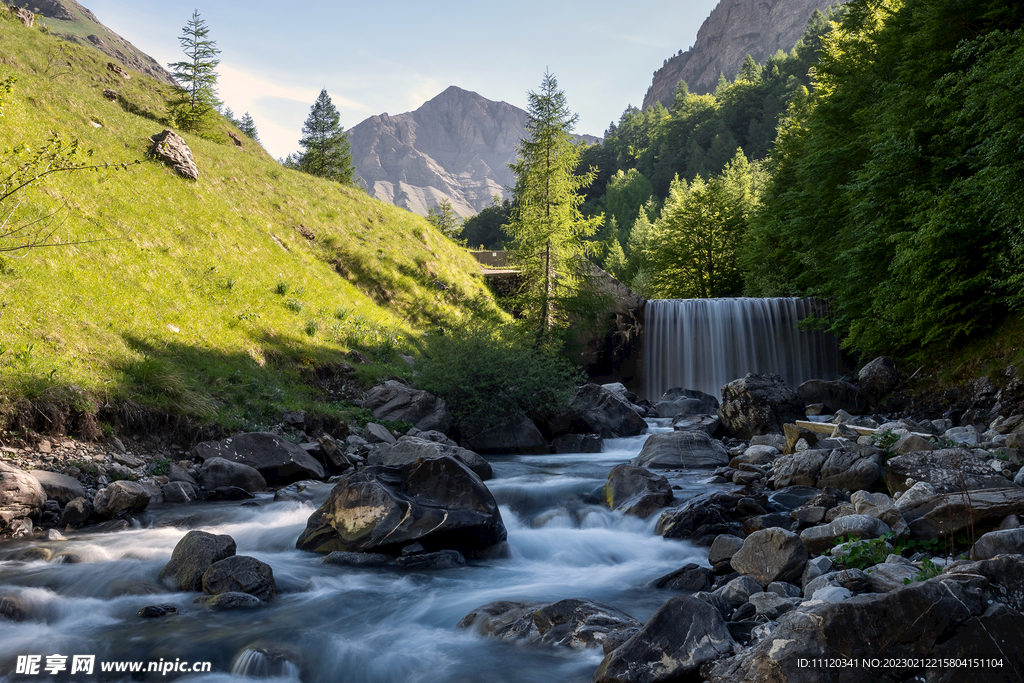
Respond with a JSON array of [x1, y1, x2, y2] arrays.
[[93, 480, 150, 518], [602, 464, 673, 518], [150, 130, 198, 180], [368, 435, 492, 481], [631, 430, 729, 469], [295, 454, 505, 556], [29, 470, 86, 505], [458, 598, 640, 650], [643, 0, 849, 105], [594, 595, 737, 683], [199, 457, 267, 493], [0, 463, 45, 530], [718, 373, 805, 438], [460, 414, 547, 454], [730, 528, 808, 585], [654, 387, 719, 418], [361, 380, 452, 434], [192, 432, 324, 484]]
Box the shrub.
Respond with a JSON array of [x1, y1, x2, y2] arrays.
[[417, 322, 584, 433]]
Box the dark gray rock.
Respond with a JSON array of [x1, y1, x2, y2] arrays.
[[460, 414, 548, 454], [671, 414, 720, 435], [703, 576, 988, 683], [796, 379, 859, 414], [901, 487, 1024, 540], [594, 596, 737, 683], [717, 373, 805, 439], [858, 356, 899, 406], [730, 527, 808, 585], [649, 563, 714, 592], [159, 530, 237, 591], [28, 470, 86, 505], [971, 528, 1024, 560], [708, 534, 745, 565], [393, 549, 466, 570], [800, 515, 892, 554], [603, 464, 673, 518], [570, 383, 648, 438], [161, 481, 200, 503], [193, 591, 262, 610], [654, 387, 719, 418], [362, 380, 452, 434], [631, 431, 728, 469], [551, 433, 603, 453], [363, 422, 397, 444], [323, 551, 394, 567], [93, 480, 150, 519], [769, 451, 827, 489], [656, 494, 744, 545], [295, 455, 505, 556], [192, 433, 324, 484], [199, 457, 267, 493], [816, 449, 882, 491], [885, 449, 1009, 495], [368, 436, 492, 481], [58, 496, 92, 528], [458, 598, 640, 650], [202, 555, 276, 601], [138, 604, 177, 618], [204, 486, 255, 501]]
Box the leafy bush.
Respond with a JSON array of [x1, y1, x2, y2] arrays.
[[149, 457, 171, 476], [416, 323, 584, 433]]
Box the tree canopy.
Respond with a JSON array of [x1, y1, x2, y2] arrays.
[[297, 89, 354, 184], [504, 71, 603, 343], [167, 10, 221, 132]]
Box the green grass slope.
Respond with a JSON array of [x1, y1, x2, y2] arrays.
[[0, 13, 503, 436]]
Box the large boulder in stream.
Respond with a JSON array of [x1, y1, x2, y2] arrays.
[[458, 598, 641, 649], [717, 373, 805, 439], [202, 555, 277, 602], [603, 464, 673, 518], [294, 454, 505, 557], [460, 414, 548, 455], [653, 388, 719, 418], [192, 432, 324, 484], [160, 530, 237, 591], [569, 383, 647, 438], [93, 480, 150, 518], [362, 380, 452, 434], [631, 431, 728, 469]]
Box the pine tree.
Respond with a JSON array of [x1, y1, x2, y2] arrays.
[[167, 10, 221, 132], [297, 89, 354, 184], [504, 71, 603, 343], [427, 198, 461, 238], [238, 112, 260, 143]]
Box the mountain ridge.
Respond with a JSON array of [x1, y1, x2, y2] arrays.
[[348, 86, 599, 218], [643, 0, 849, 108]]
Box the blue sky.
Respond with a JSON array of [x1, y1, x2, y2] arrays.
[[83, 0, 720, 159]]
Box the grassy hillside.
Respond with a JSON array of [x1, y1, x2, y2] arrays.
[[0, 12, 503, 437]]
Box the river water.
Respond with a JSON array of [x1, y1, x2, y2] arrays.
[[0, 422, 721, 683]]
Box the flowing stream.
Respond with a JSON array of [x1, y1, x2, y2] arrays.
[[0, 422, 722, 683]]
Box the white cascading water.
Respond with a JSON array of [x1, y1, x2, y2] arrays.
[[643, 298, 846, 401]]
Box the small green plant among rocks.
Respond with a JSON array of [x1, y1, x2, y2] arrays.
[[148, 457, 171, 476]]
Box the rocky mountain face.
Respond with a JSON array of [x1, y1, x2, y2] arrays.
[[348, 86, 599, 218], [13, 0, 175, 85], [643, 0, 849, 108]]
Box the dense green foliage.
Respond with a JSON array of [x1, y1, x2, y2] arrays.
[[461, 195, 511, 249], [743, 0, 1024, 357], [417, 323, 583, 434], [646, 151, 759, 298], [505, 71, 603, 342], [426, 198, 461, 239], [297, 89, 355, 184], [167, 10, 221, 132]]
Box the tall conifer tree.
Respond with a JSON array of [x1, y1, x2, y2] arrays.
[[297, 89, 354, 184], [168, 10, 221, 132], [505, 71, 603, 343]]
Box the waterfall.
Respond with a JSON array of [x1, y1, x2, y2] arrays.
[[643, 298, 845, 401]]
